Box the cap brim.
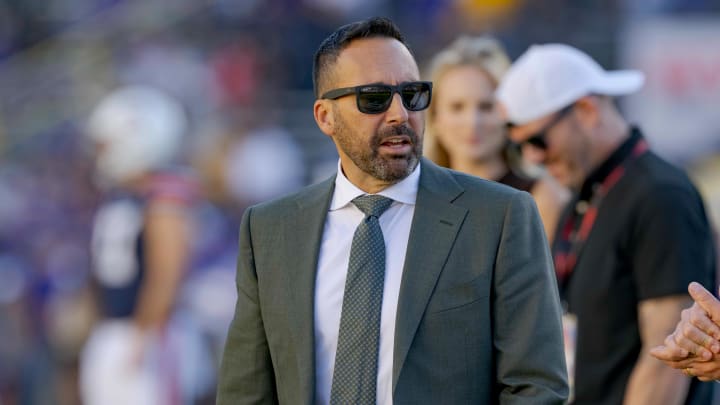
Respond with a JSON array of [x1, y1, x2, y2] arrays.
[[591, 70, 645, 95]]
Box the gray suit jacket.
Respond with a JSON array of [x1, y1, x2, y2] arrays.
[[217, 158, 568, 404]]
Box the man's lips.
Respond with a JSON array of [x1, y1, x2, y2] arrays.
[[379, 136, 411, 147], [378, 137, 412, 154]]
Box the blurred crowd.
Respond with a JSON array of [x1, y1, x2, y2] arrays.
[[0, 0, 719, 404]]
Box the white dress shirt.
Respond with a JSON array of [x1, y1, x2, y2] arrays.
[[314, 160, 420, 405]]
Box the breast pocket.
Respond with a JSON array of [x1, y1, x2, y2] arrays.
[[425, 273, 490, 314]]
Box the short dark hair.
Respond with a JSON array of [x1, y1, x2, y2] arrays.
[[312, 17, 411, 98]]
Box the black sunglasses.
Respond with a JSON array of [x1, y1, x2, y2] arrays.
[[506, 104, 574, 150], [321, 81, 433, 114]]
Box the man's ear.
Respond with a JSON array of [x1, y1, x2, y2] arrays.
[[314, 99, 334, 137], [573, 95, 601, 130]]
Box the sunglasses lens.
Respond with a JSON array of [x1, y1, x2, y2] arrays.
[[401, 82, 431, 111], [358, 86, 392, 113], [526, 134, 547, 150]]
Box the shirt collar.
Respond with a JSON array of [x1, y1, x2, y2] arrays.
[[578, 126, 643, 201], [330, 159, 421, 211]]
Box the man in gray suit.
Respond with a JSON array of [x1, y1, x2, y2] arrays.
[[216, 17, 568, 404]]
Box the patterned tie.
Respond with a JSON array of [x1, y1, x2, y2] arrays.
[[330, 194, 394, 405]]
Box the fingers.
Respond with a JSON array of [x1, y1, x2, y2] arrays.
[[651, 343, 720, 379], [677, 302, 720, 354], [650, 340, 688, 362], [660, 355, 704, 369], [685, 305, 720, 343], [674, 317, 716, 360], [683, 358, 720, 381], [689, 282, 720, 322], [650, 345, 684, 362]]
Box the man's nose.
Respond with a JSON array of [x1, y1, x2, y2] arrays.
[[385, 93, 409, 124]]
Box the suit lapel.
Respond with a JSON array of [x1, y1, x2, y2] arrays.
[[284, 176, 335, 405], [393, 159, 467, 392]]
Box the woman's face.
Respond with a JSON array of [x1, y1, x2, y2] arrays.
[[432, 65, 506, 164]]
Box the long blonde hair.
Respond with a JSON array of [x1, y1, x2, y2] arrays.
[[424, 36, 511, 168]]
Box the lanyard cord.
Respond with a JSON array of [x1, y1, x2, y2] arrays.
[[554, 140, 649, 289]]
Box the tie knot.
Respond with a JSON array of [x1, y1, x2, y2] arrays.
[[352, 194, 394, 218]]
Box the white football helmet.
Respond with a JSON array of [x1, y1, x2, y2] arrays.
[[86, 86, 187, 184]]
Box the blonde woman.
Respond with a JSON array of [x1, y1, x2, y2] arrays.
[[425, 36, 569, 242]]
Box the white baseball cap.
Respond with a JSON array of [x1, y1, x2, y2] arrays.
[[496, 43, 645, 125]]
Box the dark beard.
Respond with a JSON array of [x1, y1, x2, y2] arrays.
[[332, 104, 423, 183], [365, 124, 422, 182]]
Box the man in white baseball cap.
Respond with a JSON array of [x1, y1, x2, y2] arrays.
[[497, 43, 644, 188], [496, 44, 717, 405]]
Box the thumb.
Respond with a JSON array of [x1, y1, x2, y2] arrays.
[[689, 282, 720, 319]]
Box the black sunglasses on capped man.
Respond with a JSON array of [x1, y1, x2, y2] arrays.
[[321, 81, 433, 114], [506, 104, 574, 151]]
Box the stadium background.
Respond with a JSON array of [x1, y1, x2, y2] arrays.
[[0, 0, 719, 403]]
